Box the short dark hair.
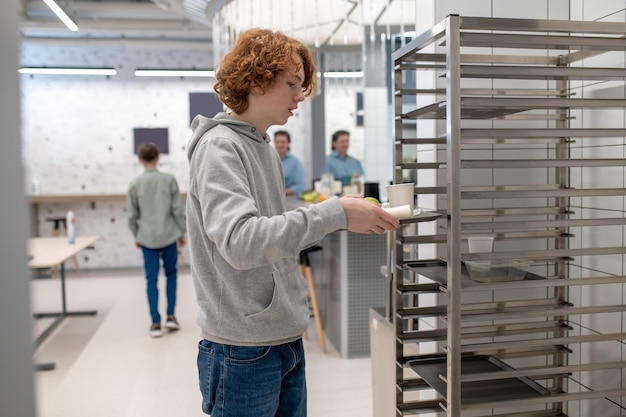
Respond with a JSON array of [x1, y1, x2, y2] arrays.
[[331, 130, 349, 150], [137, 142, 159, 162], [274, 130, 291, 143]]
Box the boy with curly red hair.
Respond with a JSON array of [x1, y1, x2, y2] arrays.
[[187, 28, 399, 417]]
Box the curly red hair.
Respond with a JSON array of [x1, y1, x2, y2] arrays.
[[214, 28, 317, 114]]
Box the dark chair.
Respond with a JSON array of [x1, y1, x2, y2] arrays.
[[363, 182, 380, 201]]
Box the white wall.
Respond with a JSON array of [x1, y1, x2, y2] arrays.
[[568, 3, 626, 416], [323, 77, 366, 163], [21, 46, 210, 268]]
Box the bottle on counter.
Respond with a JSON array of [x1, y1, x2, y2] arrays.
[[66, 210, 75, 244], [351, 173, 364, 195], [30, 177, 40, 194], [319, 172, 335, 197]]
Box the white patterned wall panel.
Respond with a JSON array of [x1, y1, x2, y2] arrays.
[[21, 44, 296, 268]]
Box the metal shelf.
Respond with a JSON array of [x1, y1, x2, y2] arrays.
[[403, 98, 626, 120], [408, 355, 550, 405], [389, 15, 626, 417]]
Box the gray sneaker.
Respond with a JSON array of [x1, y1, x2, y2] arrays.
[[149, 323, 163, 338]]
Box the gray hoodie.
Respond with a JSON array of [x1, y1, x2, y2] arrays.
[[187, 113, 347, 346]]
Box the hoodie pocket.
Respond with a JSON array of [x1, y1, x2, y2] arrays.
[[242, 269, 309, 342]]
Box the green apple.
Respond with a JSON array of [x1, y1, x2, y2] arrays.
[[364, 197, 380, 204]]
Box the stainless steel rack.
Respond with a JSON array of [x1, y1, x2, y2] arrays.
[[389, 15, 626, 417]]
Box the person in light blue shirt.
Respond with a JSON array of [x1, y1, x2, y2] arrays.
[[274, 130, 305, 196], [326, 130, 363, 185]]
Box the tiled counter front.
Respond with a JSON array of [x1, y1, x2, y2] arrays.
[[311, 230, 387, 358]]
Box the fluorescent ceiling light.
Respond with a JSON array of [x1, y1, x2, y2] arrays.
[[18, 67, 117, 76], [134, 69, 215, 77], [320, 71, 364, 79], [43, 0, 79, 32]]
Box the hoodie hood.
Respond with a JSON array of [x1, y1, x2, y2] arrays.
[[187, 112, 270, 162]]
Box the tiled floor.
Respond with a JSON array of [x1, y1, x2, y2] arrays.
[[31, 268, 374, 417]]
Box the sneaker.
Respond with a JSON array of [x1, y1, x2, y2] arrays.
[[164, 315, 180, 331], [149, 323, 163, 338]]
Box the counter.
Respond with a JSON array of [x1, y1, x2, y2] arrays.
[[287, 197, 387, 358], [27, 194, 128, 237], [27, 192, 186, 238]]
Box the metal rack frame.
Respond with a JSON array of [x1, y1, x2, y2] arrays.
[[389, 15, 626, 417]]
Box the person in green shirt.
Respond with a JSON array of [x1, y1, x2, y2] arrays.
[[127, 142, 186, 338]]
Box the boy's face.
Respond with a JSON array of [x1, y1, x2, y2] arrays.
[[254, 56, 306, 127]]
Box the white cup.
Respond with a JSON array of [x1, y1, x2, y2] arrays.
[[382, 204, 412, 220], [468, 236, 494, 253], [385, 183, 414, 214]]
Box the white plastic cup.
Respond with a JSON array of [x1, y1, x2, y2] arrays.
[[468, 236, 494, 253], [383, 204, 412, 220], [385, 183, 414, 213]]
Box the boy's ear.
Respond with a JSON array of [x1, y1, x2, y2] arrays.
[[250, 84, 264, 96]]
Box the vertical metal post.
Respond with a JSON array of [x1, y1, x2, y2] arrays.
[[552, 57, 569, 414], [385, 229, 394, 320], [60, 261, 67, 314], [392, 44, 404, 415], [311, 52, 326, 181], [445, 15, 462, 417]]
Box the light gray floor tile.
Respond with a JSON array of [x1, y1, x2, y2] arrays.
[[32, 269, 373, 417]]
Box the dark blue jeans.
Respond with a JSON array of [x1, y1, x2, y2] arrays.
[[141, 242, 178, 324], [197, 338, 307, 417]]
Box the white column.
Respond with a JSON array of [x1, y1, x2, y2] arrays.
[[1, 0, 38, 416]]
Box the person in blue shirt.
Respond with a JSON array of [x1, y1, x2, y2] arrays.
[[274, 130, 305, 196], [326, 129, 363, 185]]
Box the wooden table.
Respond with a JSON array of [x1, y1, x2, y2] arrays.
[[29, 235, 100, 370]]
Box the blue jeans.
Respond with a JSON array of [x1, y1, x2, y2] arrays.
[[141, 242, 178, 324], [197, 338, 307, 417]]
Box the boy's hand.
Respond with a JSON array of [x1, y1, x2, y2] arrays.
[[339, 195, 401, 234], [177, 237, 186, 248]]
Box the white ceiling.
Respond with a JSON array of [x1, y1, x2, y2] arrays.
[[20, 0, 213, 47], [210, 0, 416, 48], [19, 0, 416, 58]]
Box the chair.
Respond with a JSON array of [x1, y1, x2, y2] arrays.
[[299, 245, 326, 353]]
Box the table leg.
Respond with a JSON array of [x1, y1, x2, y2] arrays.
[[32, 261, 97, 371], [33, 262, 97, 319], [58, 261, 97, 316]]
